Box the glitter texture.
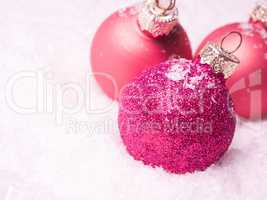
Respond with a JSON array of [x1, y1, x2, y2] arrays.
[[118, 58, 236, 174]]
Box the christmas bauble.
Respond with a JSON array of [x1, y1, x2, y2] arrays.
[[118, 42, 237, 174], [195, 5, 267, 120], [91, 0, 192, 100]]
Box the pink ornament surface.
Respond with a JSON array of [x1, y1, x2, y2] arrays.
[[119, 58, 236, 174], [195, 21, 267, 120]]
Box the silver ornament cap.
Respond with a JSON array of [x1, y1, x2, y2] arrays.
[[251, 4, 267, 27], [200, 32, 242, 79], [138, 0, 179, 38]]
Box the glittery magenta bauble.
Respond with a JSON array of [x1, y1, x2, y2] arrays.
[[118, 58, 236, 174], [91, 5, 192, 100], [195, 20, 267, 120]]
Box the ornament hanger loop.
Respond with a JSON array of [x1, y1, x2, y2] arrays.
[[220, 31, 243, 54], [155, 0, 176, 15]]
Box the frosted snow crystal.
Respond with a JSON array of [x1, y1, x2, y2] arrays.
[[239, 22, 253, 32], [118, 8, 128, 17], [165, 64, 189, 81], [129, 6, 138, 16], [258, 29, 267, 40], [189, 74, 204, 85], [239, 23, 254, 37], [207, 82, 216, 89]]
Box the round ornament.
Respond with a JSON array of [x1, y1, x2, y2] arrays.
[[118, 35, 240, 174], [91, 0, 192, 100]]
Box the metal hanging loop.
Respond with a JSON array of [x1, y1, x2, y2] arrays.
[[220, 31, 243, 54], [155, 0, 176, 15]]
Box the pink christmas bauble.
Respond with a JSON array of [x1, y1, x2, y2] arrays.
[[195, 6, 267, 120], [91, 4, 192, 100], [118, 58, 236, 174]]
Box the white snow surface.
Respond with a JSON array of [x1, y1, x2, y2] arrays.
[[0, 0, 267, 199]]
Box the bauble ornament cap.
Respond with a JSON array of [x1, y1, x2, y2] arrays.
[[251, 4, 267, 27], [200, 31, 242, 79], [138, 0, 179, 38]]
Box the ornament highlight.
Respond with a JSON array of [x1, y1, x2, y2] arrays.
[[118, 34, 240, 174], [91, 0, 192, 100], [195, 4, 267, 120]]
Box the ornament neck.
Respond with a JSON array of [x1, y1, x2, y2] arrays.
[[137, 0, 179, 38]]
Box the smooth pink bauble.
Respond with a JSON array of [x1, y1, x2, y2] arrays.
[[91, 5, 192, 100], [118, 58, 236, 174], [195, 20, 267, 120]]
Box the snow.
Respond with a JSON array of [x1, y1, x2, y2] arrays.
[[0, 0, 267, 199], [166, 63, 190, 81]]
